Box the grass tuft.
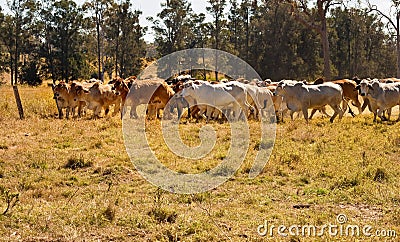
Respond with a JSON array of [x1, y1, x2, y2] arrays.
[[65, 155, 93, 170], [373, 168, 388, 183]]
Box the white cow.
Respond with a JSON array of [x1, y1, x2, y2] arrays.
[[274, 81, 344, 123], [180, 81, 251, 122], [358, 79, 400, 122]]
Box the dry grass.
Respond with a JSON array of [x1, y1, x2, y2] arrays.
[[0, 85, 399, 241]]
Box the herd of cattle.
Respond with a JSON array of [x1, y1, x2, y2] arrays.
[[51, 75, 400, 123]]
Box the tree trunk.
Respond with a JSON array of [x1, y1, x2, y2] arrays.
[[319, 5, 331, 80], [397, 13, 400, 78], [321, 27, 331, 80], [97, 19, 102, 81], [13, 85, 24, 120]]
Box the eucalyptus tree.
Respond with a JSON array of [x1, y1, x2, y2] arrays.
[[83, 0, 111, 81], [103, 0, 145, 78], [286, 0, 343, 80], [149, 0, 205, 77], [207, 0, 227, 81]]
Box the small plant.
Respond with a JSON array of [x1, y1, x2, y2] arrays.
[[0, 186, 19, 215], [254, 139, 274, 150], [102, 203, 116, 222], [373, 168, 387, 183], [148, 188, 177, 223], [64, 155, 93, 170]]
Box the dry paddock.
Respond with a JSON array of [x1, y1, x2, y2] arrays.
[[0, 85, 399, 241]]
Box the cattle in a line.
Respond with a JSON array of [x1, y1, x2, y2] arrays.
[[274, 81, 345, 123], [50, 74, 400, 124]]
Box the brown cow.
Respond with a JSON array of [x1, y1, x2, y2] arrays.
[[52, 81, 86, 119], [124, 79, 175, 119], [73, 82, 121, 118]]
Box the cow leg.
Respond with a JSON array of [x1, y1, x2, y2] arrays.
[[352, 98, 363, 115], [309, 109, 318, 119], [329, 104, 342, 123], [302, 108, 309, 123], [378, 109, 387, 121], [397, 106, 400, 121], [290, 110, 295, 121], [361, 99, 371, 113], [121, 104, 128, 119], [58, 107, 63, 119], [321, 107, 331, 118], [95, 106, 102, 118], [386, 108, 392, 121], [130, 105, 138, 119], [65, 107, 70, 119], [205, 106, 214, 123]]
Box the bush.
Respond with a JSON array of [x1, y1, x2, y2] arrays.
[[20, 62, 42, 86]]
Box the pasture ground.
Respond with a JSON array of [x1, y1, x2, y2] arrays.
[[0, 85, 399, 241]]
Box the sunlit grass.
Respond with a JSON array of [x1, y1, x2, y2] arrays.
[[0, 85, 399, 240]]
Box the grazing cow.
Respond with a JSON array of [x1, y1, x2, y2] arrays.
[[73, 82, 121, 118], [124, 79, 175, 119], [52, 81, 86, 119], [169, 81, 191, 119], [274, 82, 344, 123], [358, 80, 400, 122]]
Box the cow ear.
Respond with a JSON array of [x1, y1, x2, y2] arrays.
[[355, 85, 360, 90]]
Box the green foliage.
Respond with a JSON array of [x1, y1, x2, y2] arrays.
[[20, 61, 42, 86]]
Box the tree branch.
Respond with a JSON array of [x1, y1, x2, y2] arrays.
[[366, 0, 397, 31]]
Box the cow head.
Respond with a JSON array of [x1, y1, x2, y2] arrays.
[[73, 85, 90, 101], [358, 80, 373, 97], [274, 82, 286, 96], [180, 83, 197, 98], [53, 81, 69, 100], [111, 77, 129, 96]]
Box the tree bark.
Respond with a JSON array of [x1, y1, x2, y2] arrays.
[[397, 13, 400, 78], [321, 17, 331, 80], [13, 85, 24, 120]]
